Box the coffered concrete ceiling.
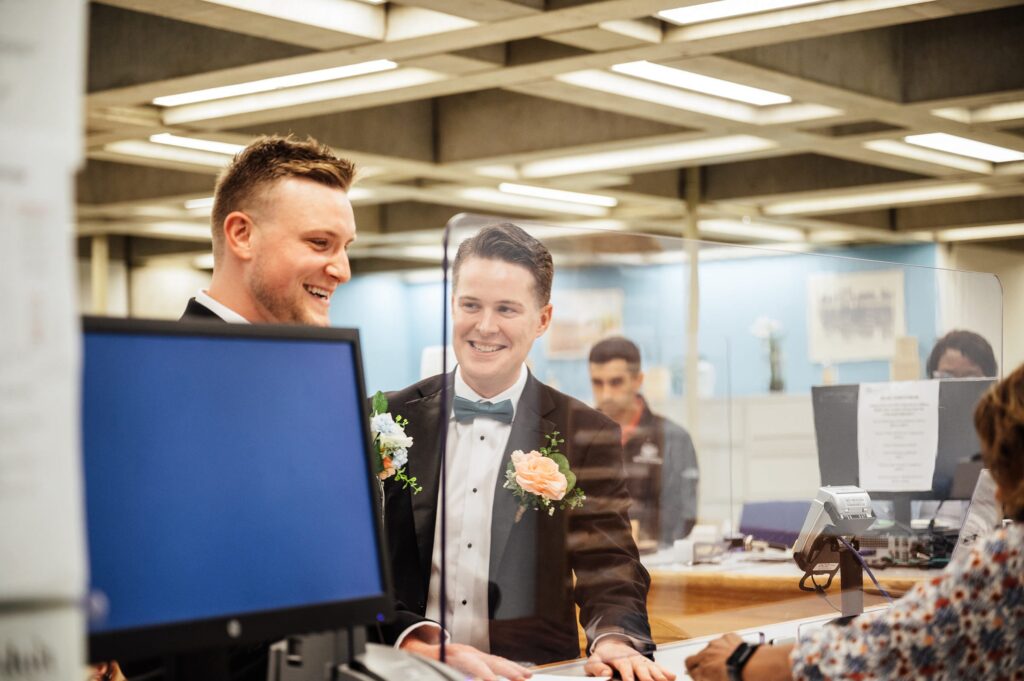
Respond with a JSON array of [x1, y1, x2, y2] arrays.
[[77, 0, 1024, 270]]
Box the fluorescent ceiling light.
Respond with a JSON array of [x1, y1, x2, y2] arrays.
[[201, 0, 382, 31], [932, 101, 1024, 125], [808, 229, 858, 244], [475, 165, 519, 180], [903, 133, 1024, 163], [346, 186, 373, 202], [103, 140, 235, 168], [521, 135, 776, 178], [764, 182, 990, 215], [699, 218, 804, 242], [143, 222, 213, 241], [163, 67, 443, 125], [153, 59, 397, 107], [457, 187, 610, 217], [938, 222, 1024, 242], [498, 183, 618, 208], [126, 205, 187, 219], [658, 0, 824, 25], [150, 134, 245, 156], [557, 70, 751, 122], [612, 61, 790, 106], [863, 139, 991, 174], [184, 196, 215, 210]]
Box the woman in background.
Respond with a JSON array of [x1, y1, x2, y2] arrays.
[[927, 329, 998, 378], [686, 362, 1024, 681]]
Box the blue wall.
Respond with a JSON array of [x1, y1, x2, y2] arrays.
[[332, 243, 941, 402]]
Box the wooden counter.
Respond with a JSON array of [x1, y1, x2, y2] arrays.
[[573, 558, 931, 650], [645, 560, 929, 641]]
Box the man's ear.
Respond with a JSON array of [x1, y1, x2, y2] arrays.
[[223, 211, 255, 261], [635, 370, 645, 389], [536, 303, 553, 337]]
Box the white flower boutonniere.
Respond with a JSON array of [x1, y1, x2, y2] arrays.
[[503, 431, 585, 521], [370, 391, 421, 494]]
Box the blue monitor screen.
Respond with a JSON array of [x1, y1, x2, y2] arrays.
[[82, 328, 383, 634]]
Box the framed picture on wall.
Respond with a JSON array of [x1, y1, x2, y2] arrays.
[[546, 288, 624, 359], [807, 269, 906, 363]]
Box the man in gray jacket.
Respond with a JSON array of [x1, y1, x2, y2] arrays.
[[589, 337, 699, 547]]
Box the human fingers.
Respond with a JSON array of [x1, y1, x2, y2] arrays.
[[584, 654, 613, 678], [648, 659, 676, 681], [446, 646, 498, 681], [485, 653, 532, 681], [611, 656, 636, 681], [684, 648, 704, 672], [631, 657, 655, 681]]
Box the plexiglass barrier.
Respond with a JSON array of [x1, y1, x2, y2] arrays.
[[355, 214, 1003, 665]]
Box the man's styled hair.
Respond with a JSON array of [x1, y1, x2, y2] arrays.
[[975, 362, 1024, 521], [589, 336, 642, 374], [211, 134, 356, 260], [452, 223, 554, 306], [926, 329, 998, 378]]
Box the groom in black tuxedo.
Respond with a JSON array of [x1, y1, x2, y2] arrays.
[[380, 224, 674, 681]]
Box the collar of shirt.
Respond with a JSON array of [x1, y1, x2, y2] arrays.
[[452, 364, 529, 420], [194, 289, 250, 324]]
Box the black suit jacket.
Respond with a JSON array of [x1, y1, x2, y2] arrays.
[[180, 297, 223, 322], [379, 372, 653, 664]]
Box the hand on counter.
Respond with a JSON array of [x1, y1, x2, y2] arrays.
[[399, 628, 532, 681], [684, 633, 739, 681], [685, 633, 795, 681], [585, 638, 676, 681]]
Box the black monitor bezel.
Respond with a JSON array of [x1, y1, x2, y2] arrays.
[[811, 378, 993, 506], [82, 316, 394, 664]]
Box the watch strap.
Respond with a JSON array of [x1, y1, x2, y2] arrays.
[[726, 642, 760, 681]]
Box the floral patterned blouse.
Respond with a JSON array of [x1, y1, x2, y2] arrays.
[[791, 523, 1024, 680]]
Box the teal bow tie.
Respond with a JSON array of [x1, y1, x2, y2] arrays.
[[453, 396, 514, 424]]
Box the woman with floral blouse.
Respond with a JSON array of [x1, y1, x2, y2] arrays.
[[686, 363, 1024, 681]]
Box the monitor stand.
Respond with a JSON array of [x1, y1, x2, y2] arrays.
[[892, 496, 913, 529], [166, 648, 231, 681], [271, 626, 369, 681]]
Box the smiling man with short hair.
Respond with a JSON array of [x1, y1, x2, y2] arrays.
[[181, 134, 357, 325], [379, 223, 674, 681]]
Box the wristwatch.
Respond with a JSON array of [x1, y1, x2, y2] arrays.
[[725, 642, 760, 681]]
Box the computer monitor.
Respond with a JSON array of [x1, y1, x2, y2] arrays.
[[81, 317, 392, 666], [811, 379, 993, 525]]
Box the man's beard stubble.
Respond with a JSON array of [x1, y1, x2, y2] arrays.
[[248, 259, 313, 325]]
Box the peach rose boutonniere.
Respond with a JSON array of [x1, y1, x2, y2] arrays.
[[503, 431, 585, 521]]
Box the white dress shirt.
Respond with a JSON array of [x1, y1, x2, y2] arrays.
[[193, 289, 250, 324], [422, 364, 529, 652]]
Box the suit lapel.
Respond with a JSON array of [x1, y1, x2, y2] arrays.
[[403, 377, 450, 586], [489, 374, 557, 573]]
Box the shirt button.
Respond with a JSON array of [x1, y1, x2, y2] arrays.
[[461, 600, 467, 606], [479, 435, 485, 441], [472, 488, 478, 493], [467, 543, 473, 548]]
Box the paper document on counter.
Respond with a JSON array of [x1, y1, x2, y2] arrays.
[[857, 380, 939, 492]]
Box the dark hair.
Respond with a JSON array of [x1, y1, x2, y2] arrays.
[[926, 330, 998, 378], [452, 223, 553, 306], [975, 362, 1024, 521], [211, 134, 356, 260], [589, 336, 642, 374]]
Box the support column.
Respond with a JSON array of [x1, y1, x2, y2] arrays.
[[91, 234, 109, 315], [684, 167, 701, 445]]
